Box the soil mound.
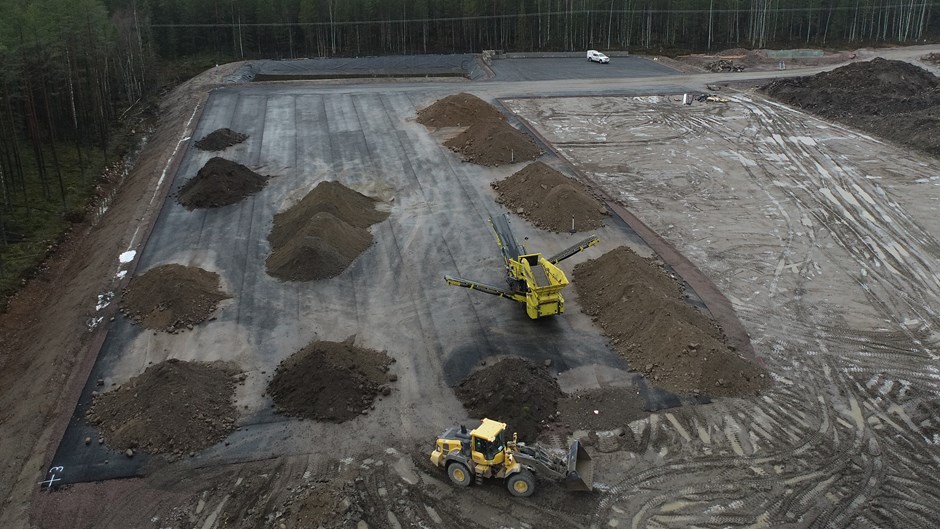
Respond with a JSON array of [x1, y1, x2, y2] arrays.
[[416, 92, 506, 128], [266, 181, 388, 281], [763, 58, 940, 157], [267, 339, 395, 422], [193, 128, 248, 151], [492, 162, 606, 232], [444, 118, 541, 166], [574, 247, 768, 397], [177, 157, 268, 209], [120, 264, 230, 332], [87, 359, 240, 456], [454, 358, 562, 442], [557, 387, 646, 431]]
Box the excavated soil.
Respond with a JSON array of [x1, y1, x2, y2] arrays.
[[193, 128, 248, 151], [574, 246, 768, 397], [454, 358, 563, 442], [416, 92, 506, 128], [556, 387, 647, 432], [266, 181, 388, 281], [267, 339, 395, 422], [119, 264, 230, 332], [444, 118, 541, 166], [86, 359, 241, 457], [763, 58, 940, 157], [492, 161, 606, 232], [177, 157, 268, 209]]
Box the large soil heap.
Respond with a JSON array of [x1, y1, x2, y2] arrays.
[[267, 339, 395, 422], [492, 161, 606, 232], [120, 264, 230, 332], [763, 58, 940, 157], [193, 128, 248, 151], [87, 359, 240, 456], [574, 246, 767, 397], [177, 157, 268, 209], [416, 92, 506, 128], [266, 181, 388, 281], [444, 118, 541, 166], [454, 358, 562, 442]]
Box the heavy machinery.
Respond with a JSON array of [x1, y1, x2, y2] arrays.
[[430, 418, 594, 497], [444, 214, 599, 319]]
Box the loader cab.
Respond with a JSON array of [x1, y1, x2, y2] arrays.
[[470, 418, 508, 465]]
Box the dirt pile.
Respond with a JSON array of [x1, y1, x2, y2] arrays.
[[86, 359, 241, 456], [444, 118, 541, 166], [193, 128, 248, 151], [924, 53, 940, 66], [574, 246, 768, 397], [120, 264, 230, 332], [492, 162, 606, 232], [556, 387, 646, 431], [177, 157, 268, 209], [266, 181, 388, 281], [763, 58, 940, 157], [267, 339, 395, 422], [416, 92, 506, 128], [454, 358, 562, 442]]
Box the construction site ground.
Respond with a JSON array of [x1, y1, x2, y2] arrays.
[[3, 45, 940, 529]]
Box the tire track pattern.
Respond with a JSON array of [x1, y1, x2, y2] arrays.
[[504, 95, 940, 528]]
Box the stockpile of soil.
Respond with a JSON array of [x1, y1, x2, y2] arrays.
[[574, 247, 768, 397], [444, 118, 541, 166], [556, 387, 646, 431], [763, 58, 940, 157], [120, 264, 230, 332], [193, 128, 248, 151], [86, 359, 241, 457], [454, 358, 562, 442], [177, 157, 268, 209], [492, 162, 606, 232], [267, 339, 395, 422], [266, 181, 388, 281], [416, 92, 506, 128]]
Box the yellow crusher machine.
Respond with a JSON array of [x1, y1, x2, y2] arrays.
[[430, 418, 594, 497], [444, 214, 599, 319]]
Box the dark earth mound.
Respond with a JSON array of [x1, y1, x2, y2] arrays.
[[574, 246, 768, 397], [763, 58, 940, 157], [177, 157, 268, 209], [556, 387, 647, 431], [416, 92, 506, 128], [193, 128, 248, 151], [267, 339, 395, 422], [87, 359, 240, 457], [120, 264, 230, 332], [266, 181, 388, 281], [492, 161, 606, 232], [444, 118, 541, 166], [454, 358, 562, 442]]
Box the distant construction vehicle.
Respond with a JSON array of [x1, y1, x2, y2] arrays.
[[444, 214, 598, 319], [430, 418, 594, 497]]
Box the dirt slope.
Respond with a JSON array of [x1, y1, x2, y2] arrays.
[[493, 161, 606, 232], [574, 246, 768, 397], [87, 360, 241, 457], [763, 58, 940, 157]]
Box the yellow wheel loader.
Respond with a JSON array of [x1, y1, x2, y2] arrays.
[[444, 214, 599, 319], [430, 418, 594, 497]]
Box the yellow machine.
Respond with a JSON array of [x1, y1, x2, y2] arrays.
[[445, 214, 599, 319], [430, 418, 594, 497]]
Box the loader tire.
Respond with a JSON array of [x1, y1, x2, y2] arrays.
[[507, 469, 535, 497], [447, 462, 472, 487]]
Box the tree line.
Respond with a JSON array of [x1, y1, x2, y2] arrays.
[[0, 0, 937, 301], [147, 0, 937, 59]]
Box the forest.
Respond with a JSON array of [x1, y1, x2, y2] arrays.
[[0, 0, 938, 301]]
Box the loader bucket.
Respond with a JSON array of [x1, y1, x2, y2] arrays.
[[564, 440, 594, 491]]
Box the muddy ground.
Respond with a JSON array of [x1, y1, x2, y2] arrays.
[[7, 46, 940, 529]]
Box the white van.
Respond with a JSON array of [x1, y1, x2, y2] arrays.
[[587, 50, 609, 64]]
